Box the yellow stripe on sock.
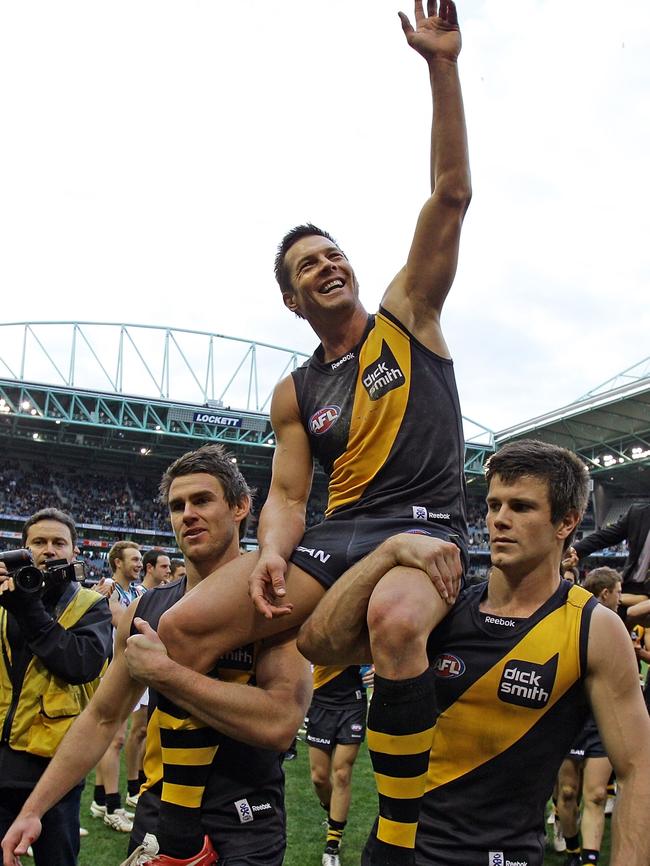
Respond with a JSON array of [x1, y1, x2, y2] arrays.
[[161, 746, 218, 766], [157, 710, 205, 731], [377, 816, 418, 848], [161, 782, 205, 809], [367, 726, 435, 756], [374, 771, 429, 799]]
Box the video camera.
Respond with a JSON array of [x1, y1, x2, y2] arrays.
[[0, 548, 85, 595]]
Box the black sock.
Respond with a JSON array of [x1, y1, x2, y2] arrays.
[[366, 668, 437, 865], [105, 793, 122, 815], [581, 850, 599, 864], [156, 810, 205, 860], [93, 785, 106, 807], [565, 832, 581, 854], [138, 769, 147, 786], [127, 778, 140, 797]]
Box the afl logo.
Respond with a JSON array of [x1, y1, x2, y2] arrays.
[[309, 405, 341, 435], [433, 654, 465, 678]]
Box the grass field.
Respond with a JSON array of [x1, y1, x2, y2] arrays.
[[76, 739, 612, 865]]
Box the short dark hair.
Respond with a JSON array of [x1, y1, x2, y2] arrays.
[[274, 223, 342, 295], [170, 558, 185, 576], [485, 439, 589, 526], [22, 508, 77, 546], [159, 444, 252, 508], [142, 549, 167, 573], [583, 566, 621, 598], [108, 540, 141, 573]]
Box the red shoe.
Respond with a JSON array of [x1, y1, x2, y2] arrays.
[[120, 834, 218, 866]]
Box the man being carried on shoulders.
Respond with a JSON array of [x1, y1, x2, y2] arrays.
[[156, 5, 470, 863]]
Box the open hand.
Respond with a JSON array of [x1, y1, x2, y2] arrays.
[[399, 0, 461, 63], [388, 532, 462, 604]]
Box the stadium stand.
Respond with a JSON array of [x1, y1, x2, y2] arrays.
[[0, 323, 646, 590]]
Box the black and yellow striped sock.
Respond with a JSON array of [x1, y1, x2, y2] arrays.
[[155, 696, 220, 858], [366, 668, 437, 865], [325, 817, 346, 853]]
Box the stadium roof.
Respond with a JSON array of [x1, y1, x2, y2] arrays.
[[495, 356, 650, 496], [0, 320, 497, 477]]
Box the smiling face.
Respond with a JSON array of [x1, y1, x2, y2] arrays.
[[118, 547, 143, 583], [282, 234, 359, 321], [486, 474, 579, 579], [167, 472, 249, 571]]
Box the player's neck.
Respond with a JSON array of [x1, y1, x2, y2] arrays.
[[183, 545, 241, 593], [114, 570, 131, 590], [142, 574, 155, 591], [483, 562, 561, 618], [312, 304, 368, 362]]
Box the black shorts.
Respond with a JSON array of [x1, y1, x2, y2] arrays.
[[290, 516, 463, 590], [305, 700, 367, 752], [568, 720, 606, 760], [129, 789, 285, 864]]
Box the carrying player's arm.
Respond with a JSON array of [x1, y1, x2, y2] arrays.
[[1, 600, 146, 866], [299, 532, 462, 664], [585, 605, 650, 866], [125, 619, 312, 750], [249, 374, 315, 617], [382, 0, 470, 356]]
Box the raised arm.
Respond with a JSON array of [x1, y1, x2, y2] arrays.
[[1, 600, 146, 865], [248, 374, 314, 617], [585, 605, 650, 866], [382, 0, 471, 355]]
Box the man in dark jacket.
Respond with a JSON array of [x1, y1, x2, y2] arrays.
[[569, 503, 650, 600], [0, 508, 112, 866]]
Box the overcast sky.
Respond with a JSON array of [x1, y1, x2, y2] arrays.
[[1, 0, 648, 438]]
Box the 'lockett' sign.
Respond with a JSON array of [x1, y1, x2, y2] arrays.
[[193, 411, 242, 428]]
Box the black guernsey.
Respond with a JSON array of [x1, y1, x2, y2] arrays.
[[291, 307, 468, 548], [131, 580, 285, 857], [312, 665, 365, 708], [417, 581, 597, 866]]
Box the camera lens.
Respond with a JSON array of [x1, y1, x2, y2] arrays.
[[14, 566, 45, 594]]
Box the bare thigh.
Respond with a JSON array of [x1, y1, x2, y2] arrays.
[[159, 552, 325, 671]]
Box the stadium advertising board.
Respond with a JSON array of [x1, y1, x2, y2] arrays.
[[192, 411, 242, 428]]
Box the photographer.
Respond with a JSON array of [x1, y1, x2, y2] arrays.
[[0, 508, 112, 866]]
